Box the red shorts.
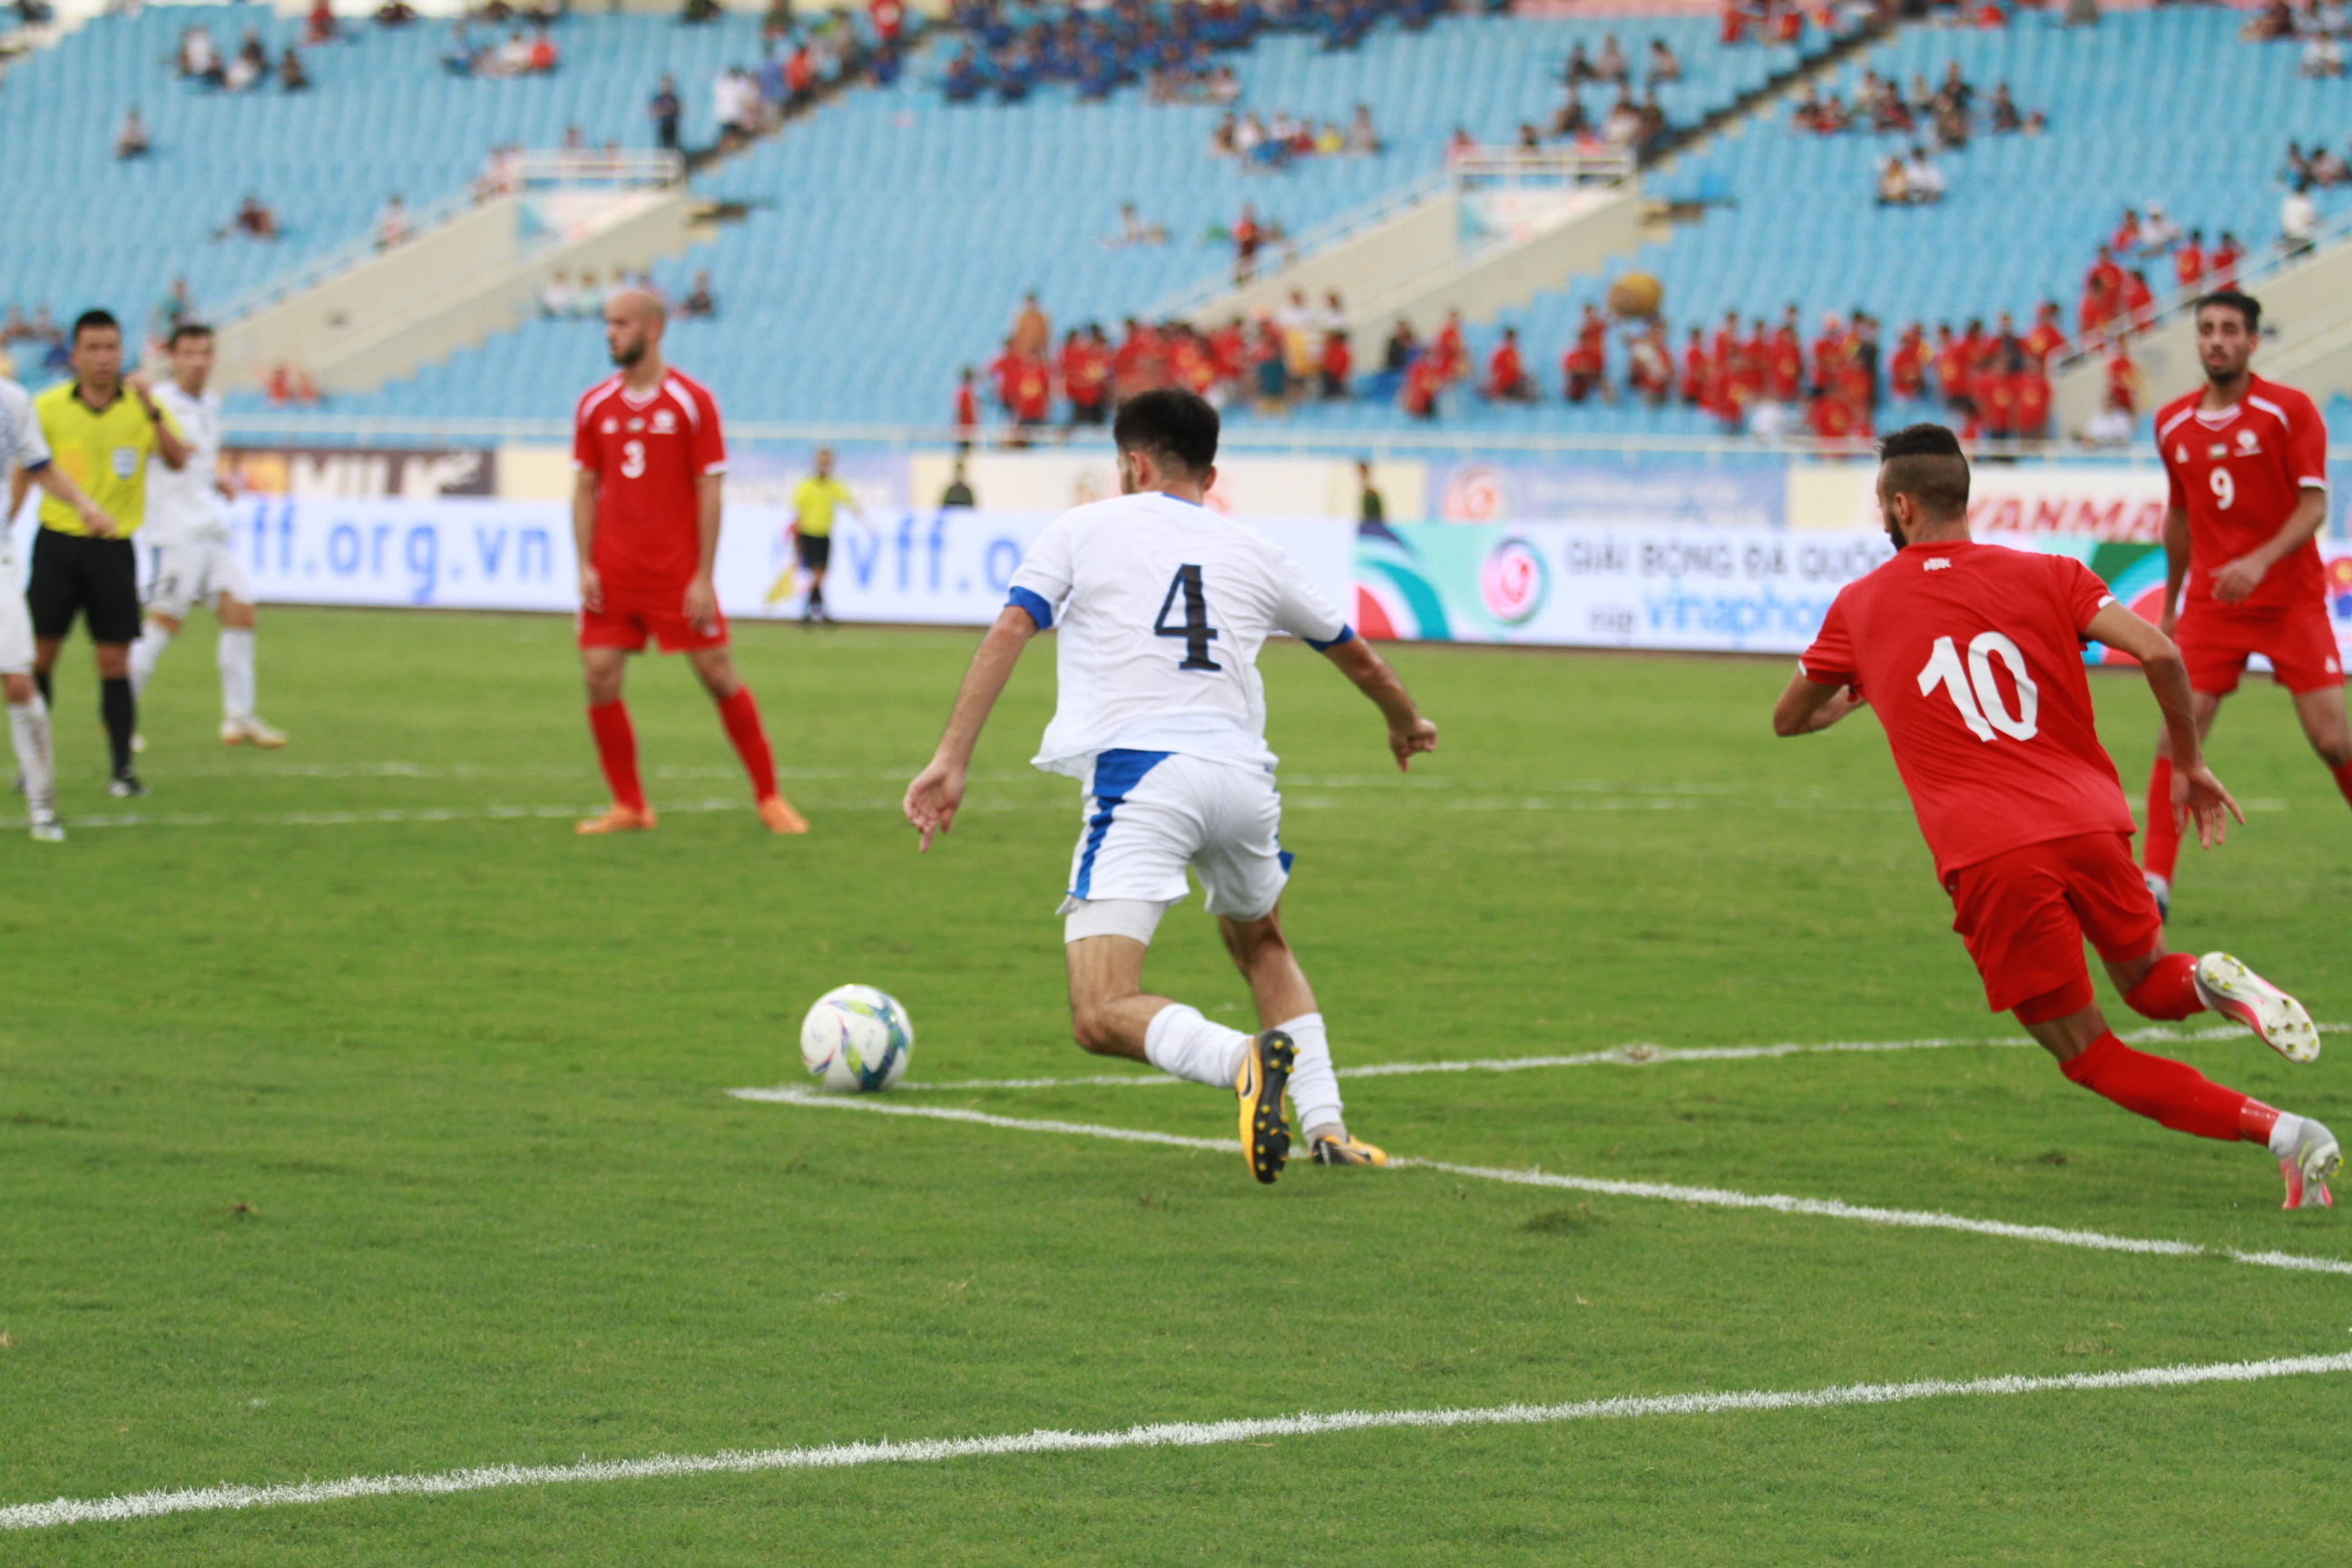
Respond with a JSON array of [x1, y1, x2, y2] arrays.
[[578, 598, 728, 653], [2176, 601, 2346, 696], [1944, 831, 2164, 1022]]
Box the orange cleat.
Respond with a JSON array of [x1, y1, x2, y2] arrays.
[[576, 805, 657, 835], [757, 795, 810, 835]]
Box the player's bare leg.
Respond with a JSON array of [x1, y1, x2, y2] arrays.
[[685, 644, 806, 834], [578, 644, 654, 833], [126, 608, 179, 752], [215, 594, 284, 748], [1067, 931, 1295, 1183], [1217, 904, 1384, 1166], [2289, 683, 2352, 812], [2021, 944, 2336, 1208], [2141, 691, 2222, 916], [4, 669, 62, 841]]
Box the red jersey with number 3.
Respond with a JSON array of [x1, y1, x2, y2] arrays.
[[2155, 375, 2327, 612], [1799, 541, 2136, 879], [573, 369, 727, 601]]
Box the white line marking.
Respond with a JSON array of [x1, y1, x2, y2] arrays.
[[730, 1088, 2352, 1278], [890, 1024, 2348, 1093], [10, 1350, 2347, 1531]]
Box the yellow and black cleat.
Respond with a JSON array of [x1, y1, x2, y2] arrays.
[[1235, 1029, 1296, 1184], [1310, 1133, 1388, 1167]]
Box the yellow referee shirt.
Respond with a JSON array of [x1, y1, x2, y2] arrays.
[[34, 381, 174, 536], [790, 475, 856, 539]]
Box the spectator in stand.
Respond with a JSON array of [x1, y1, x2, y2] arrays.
[[1231, 203, 1261, 284], [1888, 321, 1928, 400], [1989, 82, 2021, 133], [541, 269, 576, 318], [2140, 203, 2180, 254], [1680, 326, 1710, 406], [1875, 155, 1908, 206], [1563, 305, 1609, 402], [180, 24, 222, 83], [953, 366, 978, 443], [2120, 269, 2155, 331], [2111, 206, 2141, 254], [1901, 144, 1945, 203], [227, 29, 270, 91], [1251, 319, 1289, 413], [376, 0, 418, 24], [939, 457, 975, 509], [2024, 301, 2065, 364], [147, 277, 197, 348], [1356, 460, 1385, 525], [113, 108, 149, 160], [680, 270, 717, 318], [1063, 326, 1110, 424], [1627, 320, 1671, 405], [1346, 104, 1380, 155], [2013, 351, 2053, 440], [1483, 327, 1534, 402], [1933, 323, 1972, 417], [1010, 292, 1050, 359], [1595, 33, 1628, 83], [2175, 229, 2207, 290], [306, 0, 339, 46], [2301, 28, 2344, 76], [1646, 36, 1681, 84], [280, 47, 311, 90], [2314, 144, 2352, 186], [650, 74, 681, 152], [2210, 230, 2244, 285], [2281, 178, 2318, 256], [1565, 39, 1594, 82], [376, 193, 412, 250], [573, 270, 606, 318], [1432, 309, 1467, 384], [1007, 349, 1052, 433], [1553, 84, 1590, 139], [230, 192, 279, 240], [1318, 329, 1352, 399], [1401, 346, 1442, 421]]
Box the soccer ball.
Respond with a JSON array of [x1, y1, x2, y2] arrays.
[[799, 985, 913, 1093], [1608, 271, 1664, 319]]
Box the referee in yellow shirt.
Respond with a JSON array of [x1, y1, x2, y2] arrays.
[[789, 446, 864, 624], [12, 309, 189, 796]]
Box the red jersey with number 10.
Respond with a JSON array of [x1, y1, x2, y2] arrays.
[[1799, 540, 2136, 880], [573, 369, 727, 602], [2155, 374, 2327, 612]]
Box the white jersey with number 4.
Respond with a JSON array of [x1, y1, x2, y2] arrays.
[[145, 382, 230, 546], [1005, 491, 1352, 778]]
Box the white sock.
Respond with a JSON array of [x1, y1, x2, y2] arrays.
[[218, 628, 255, 720], [2268, 1112, 2309, 1158], [128, 622, 173, 699], [8, 696, 54, 815], [1279, 1012, 1344, 1138], [1142, 1004, 1253, 1089]]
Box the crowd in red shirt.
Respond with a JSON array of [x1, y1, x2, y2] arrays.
[[2075, 203, 2239, 348]]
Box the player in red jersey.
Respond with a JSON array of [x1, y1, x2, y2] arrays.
[[2140, 289, 2352, 914], [572, 290, 808, 837], [1775, 425, 2337, 1208]]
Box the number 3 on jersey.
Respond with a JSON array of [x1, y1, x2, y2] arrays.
[[1154, 564, 1222, 671], [1916, 632, 2039, 741], [620, 439, 647, 479]]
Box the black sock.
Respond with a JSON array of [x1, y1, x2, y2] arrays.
[[810, 582, 826, 611], [101, 676, 133, 776], [34, 669, 52, 708]]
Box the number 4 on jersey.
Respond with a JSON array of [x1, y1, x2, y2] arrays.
[[1916, 632, 2039, 741], [1154, 564, 1222, 671]]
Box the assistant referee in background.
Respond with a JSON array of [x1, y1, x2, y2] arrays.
[[11, 309, 189, 796]]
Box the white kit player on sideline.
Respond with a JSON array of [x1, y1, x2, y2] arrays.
[[128, 322, 285, 749], [3, 373, 122, 839], [904, 388, 1439, 1184]]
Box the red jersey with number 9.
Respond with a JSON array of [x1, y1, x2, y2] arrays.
[[573, 369, 727, 603], [2155, 375, 2327, 612], [1799, 540, 2136, 879]]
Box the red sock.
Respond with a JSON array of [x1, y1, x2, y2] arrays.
[[2332, 758, 2352, 812], [2122, 952, 2204, 1020], [715, 685, 778, 801], [587, 700, 645, 814], [2060, 1031, 2249, 1142], [2141, 758, 2180, 880]]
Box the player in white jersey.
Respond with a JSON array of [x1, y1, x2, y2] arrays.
[[904, 390, 1439, 1183], [127, 323, 285, 749], [2, 374, 122, 839]]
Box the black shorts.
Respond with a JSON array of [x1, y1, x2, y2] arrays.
[[796, 532, 832, 571], [27, 529, 141, 644]]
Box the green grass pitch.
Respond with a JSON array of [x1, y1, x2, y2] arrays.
[[3, 607, 2347, 1563]]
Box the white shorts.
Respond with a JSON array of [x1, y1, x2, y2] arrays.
[[145, 535, 250, 621], [0, 573, 31, 674], [1058, 750, 1291, 942]]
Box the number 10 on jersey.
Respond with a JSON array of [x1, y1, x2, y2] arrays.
[[1917, 632, 2040, 741]]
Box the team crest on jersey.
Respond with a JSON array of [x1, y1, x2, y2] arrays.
[[2237, 428, 2260, 452], [652, 409, 677, 433], [2207, 444, 2228, 459]]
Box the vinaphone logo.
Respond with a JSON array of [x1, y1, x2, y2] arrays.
[[1480, 536, 1548, 626]]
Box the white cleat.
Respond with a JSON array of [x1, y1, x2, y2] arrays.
[[2278, 1118, 2339, 1211], [2195, 953, 2320, 1064], [220, 715, 288, 749], [28, 808, 64, 842]]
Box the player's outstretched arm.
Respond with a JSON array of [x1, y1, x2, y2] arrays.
[[1771, 671, 1866, 736], [1319, 636, 1437, 770], [905, 604, 1038, 851], [2087, 602, 2243, 848], [28, 461, 116, 537]]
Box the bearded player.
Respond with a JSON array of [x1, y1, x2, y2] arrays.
[[2140, 289, 2350, 916], [572, 289, 807, 836], [1776, 425, 2336, 1209]]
